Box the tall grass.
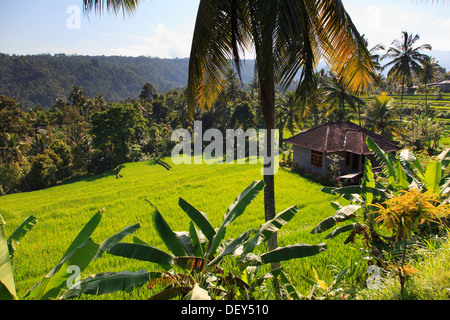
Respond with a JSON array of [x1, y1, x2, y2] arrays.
[[0, 158, 363, 299]]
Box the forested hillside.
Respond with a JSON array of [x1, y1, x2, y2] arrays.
[[0, 53, 189, 107], [0, 53, 257, 108]]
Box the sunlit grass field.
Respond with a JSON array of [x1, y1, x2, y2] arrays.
[[0, 158, 366, 299]]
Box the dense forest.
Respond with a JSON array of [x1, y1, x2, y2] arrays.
[[0, 53, 257, 108]]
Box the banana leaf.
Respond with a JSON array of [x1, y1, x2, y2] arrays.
[[207, 230, 250, 266], [260, 243, 327, 265], [0, 223, 17, 300], [152, 208, 187, 257], [178, 198, 215, 242], [241, 205, 298, 259], [311, 205, 360, 234], [93, 223, 141, 260], [189, 221, 205, 257], [325, 223, 358, 239], [366, 136, 396, 180], [58, 269, 150, 300], [207, 180, 264, 256], [424, 160, 442, 194], [108, 242, 175, 266], [7, 215, 37, 260], [60, 209, 102, 261]]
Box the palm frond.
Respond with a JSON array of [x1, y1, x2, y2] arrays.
[[313, 0, 376, 95], [82, 0, 140, 16]]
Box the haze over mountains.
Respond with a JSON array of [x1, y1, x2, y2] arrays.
[[1, 50, 449, 108]]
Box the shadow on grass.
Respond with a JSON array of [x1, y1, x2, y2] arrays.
[[58, 169, 117, 186]]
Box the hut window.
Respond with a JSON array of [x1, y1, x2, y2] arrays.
[[311, 150, 323, 168]]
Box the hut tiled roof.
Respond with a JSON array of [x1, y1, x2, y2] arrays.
[[284, 121, 400, 155]]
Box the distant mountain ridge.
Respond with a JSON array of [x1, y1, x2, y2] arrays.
[[0, 51, 448, 108], [0, 53, 189, 108]]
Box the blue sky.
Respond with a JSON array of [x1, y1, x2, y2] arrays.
[[0, 0, 449, 59]]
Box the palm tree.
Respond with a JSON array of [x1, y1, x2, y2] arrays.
[[275, 91, 302, 149], [363, 92, 400, 139], [321, 73, 364, 124], [420, 56, 440, 114], [381, 31, 431, 113], [68, 85, 88, 116]]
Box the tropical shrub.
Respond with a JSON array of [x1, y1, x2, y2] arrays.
[[311, 136, 450, 298], [371, 188, 449, 298]]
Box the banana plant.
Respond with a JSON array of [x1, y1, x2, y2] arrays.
[[103, 180, 327, 300], [0, 214, 37, 300]]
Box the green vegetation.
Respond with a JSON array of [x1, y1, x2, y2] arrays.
[[0, 159, 355, 299]]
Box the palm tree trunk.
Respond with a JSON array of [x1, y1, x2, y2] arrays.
[[259, 65, 279, 269], [400, 75, 405, 122]]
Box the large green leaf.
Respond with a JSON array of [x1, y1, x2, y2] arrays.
[[108, 242, 175, 266], [207, 180, 264, 256], [93, 223, 141, 260], [207, 230, 250, 266], [325, 185, 363, 204], [188, 222, 205, 257], [0, 224, 17, 300], [152, 208, 187, 257], [241, 206, 298, 259], [311, 205, 360, 234], [222, 180, 265, 228], [260, 243, 327, 265], [7, 215, 37, 259], [27, 238, 100, 300], [424, 160, 442, 194], [60, 210, 102, 261], [178, 198, 215, 242], [393, 160, 410, 190], [362, 158, 375, 205], [366, 136, 396, 180], [325, 223, 358, 239], [58, 269, 150, 300]]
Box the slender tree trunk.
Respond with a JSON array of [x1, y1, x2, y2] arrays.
[[400, 75, 405, 122], [259, 65, 279, 270], [400, 238, 408, 299]]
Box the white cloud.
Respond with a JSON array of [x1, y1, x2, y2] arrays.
[[93, 22, 192, 58]]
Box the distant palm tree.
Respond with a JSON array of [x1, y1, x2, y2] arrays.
[[363, 92, 400, 139], [275, 91, 302, 148], [381, 31, 431, 112], [321, 74, 364, 123], [420, 56, 440, 114]]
